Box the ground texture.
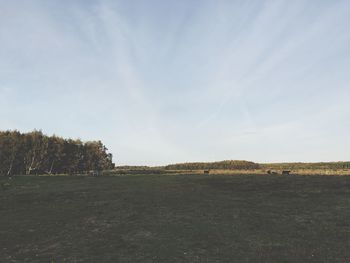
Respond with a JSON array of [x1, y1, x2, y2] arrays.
[[0, 174, 349, 262]]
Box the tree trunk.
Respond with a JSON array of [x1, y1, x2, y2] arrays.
[[26, 154, 36, 175], [48, 160, 55, 175], [7, 159, 13, 177]]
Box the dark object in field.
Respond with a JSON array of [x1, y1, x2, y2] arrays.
[[267, 170, 278, 175], [204, 170, 210, 174], [282, 170, 291, 175]]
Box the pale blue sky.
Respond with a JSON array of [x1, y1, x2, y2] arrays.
[[1, 0, 350, 165]]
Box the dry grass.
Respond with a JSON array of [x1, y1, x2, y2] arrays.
[[110, 168, 350, 176]]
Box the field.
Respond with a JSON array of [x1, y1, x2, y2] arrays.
[[1, 174, 349, 262]]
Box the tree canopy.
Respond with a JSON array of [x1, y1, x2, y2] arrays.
[[0, 130, 114, 176]]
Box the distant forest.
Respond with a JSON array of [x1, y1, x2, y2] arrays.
[[0, 130, 114, 176], [118, 161, 350, 171], [164, 160, 260, 170], [163, 161, 350, 171], [261, 162, 350, 170], [2, 130, 349, 176]]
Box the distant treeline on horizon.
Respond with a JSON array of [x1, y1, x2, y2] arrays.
[[2, 130, 349, 176], [0, 130, 114, 176], [260, 162, 350, 170], [164, 160, 260, 170], [117, 161, 350, 171]]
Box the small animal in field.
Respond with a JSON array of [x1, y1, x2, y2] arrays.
[[282, 170, 291, 175], [267, 170, 278, 175], [204, 170, 210, 174]]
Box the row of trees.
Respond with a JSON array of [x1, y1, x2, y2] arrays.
[[0, 130, 114, 176], [261, 162, 350, 170], [164, 160, 260, 170]]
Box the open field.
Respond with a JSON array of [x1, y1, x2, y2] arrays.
[[1, 174, 349, 262], [111, 168, 350, 176]]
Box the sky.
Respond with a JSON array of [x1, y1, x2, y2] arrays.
[[1, 0, 350, 166]]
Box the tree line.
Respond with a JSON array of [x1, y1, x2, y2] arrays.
[[164, 160, 260, 170], [0, 130, 114, 176], [260, 162, 350, 170]]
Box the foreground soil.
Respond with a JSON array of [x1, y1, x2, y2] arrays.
[[1, 174, 349, 262]]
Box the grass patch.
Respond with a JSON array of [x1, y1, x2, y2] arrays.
[[0, 174, 349, 262]]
